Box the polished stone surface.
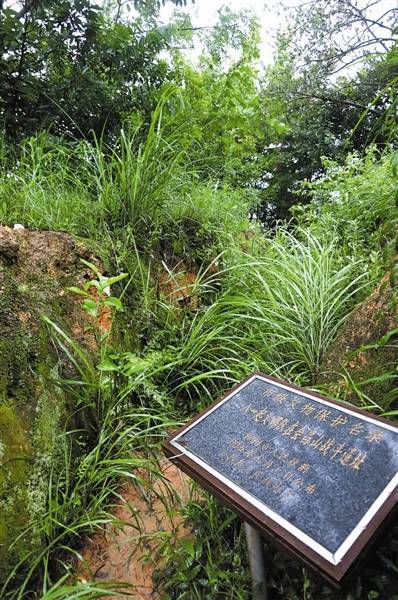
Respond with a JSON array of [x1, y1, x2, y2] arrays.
[[176, 376, 398, 554]]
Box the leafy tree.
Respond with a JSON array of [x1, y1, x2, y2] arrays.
[[284, 0, 397, 77], [166, 8, 273, 191], [256, 0, 398, 224], [0, 0, 190, 140]]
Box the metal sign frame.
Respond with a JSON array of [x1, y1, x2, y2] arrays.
[[163, 372, 398, 586]]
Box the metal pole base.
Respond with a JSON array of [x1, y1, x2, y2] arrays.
[[244, 522, 268, 600]]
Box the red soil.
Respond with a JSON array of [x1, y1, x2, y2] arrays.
[[77, 459, 193, 599]]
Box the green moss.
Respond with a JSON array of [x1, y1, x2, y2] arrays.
[[0, 401, 31, 483], [0, 400, 32, 574], [0, 266, 76, 576], [0, 233, 109, 581]]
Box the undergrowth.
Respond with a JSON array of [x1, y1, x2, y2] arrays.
[[1, 266, 179, 598], [0, 89, 258, 268], [1, 94, 397, 598]]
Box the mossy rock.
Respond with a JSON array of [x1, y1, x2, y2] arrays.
[[0, 226, 106, 578], [319, 271, 398, 408]]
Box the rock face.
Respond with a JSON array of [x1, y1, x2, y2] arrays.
[[0, 226, 103, 577], [320, 273, 398, 407]]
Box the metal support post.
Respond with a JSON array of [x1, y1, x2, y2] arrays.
[[244, 522, 268, 600]]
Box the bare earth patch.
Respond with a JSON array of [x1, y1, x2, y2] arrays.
[[77, 458, 193, 599]]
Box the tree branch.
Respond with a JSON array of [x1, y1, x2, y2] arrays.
[[16, 0, 38, 20], [289, 91, 381, 115]]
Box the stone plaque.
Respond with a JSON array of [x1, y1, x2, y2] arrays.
[[163, 373, 398, 585]]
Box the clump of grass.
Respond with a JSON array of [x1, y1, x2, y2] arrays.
[[0, 132, 99, 236], [2, 89, 190, 245], [113, 230, 369, 417], [0, 84, 262, 281], [1, 362, 177, 599], [239, 229, 370, 382], [90, 87, 191, 241]]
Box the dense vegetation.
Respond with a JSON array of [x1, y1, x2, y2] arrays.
[[0, 0, 397, 598]]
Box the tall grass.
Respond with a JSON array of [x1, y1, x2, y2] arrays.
[[91, 87, 190, 238], [168, 231, 367, 389], [0, 89, 191, 245], [0, 133, 98, 235], [115, 230, 369, 419], [1, 395, 177, 599], [238, 229, 370, 382], [0, 88, 257, 268]]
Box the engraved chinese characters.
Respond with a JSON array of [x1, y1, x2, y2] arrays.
[[171, 376, 398, 558], [240, 388, 382, 473]]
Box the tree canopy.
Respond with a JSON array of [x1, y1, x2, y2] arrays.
[[0, 0, 396, 222], [0, 0, 190, 139]]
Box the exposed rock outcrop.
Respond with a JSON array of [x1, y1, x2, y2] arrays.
[[320, 271, 398, 407], [0, 226, 104, 577]]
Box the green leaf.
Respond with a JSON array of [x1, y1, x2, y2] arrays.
[[104, 273, 128, 286], [104, 296, 123, 310], [80, 258, 101, 276], [97, 358, 119, 371], [66, 286, 89, 297], [181, 537, 195, 558], [82, 298, 98, 317]]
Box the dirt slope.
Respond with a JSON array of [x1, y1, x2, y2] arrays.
[[77, 459, 192, 599], [0, 225, 104, 576]]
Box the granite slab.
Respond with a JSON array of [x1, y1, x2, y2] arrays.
[[167, 374, 398, 569]]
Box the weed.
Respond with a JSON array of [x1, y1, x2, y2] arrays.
[[1, 266, 177, 598]]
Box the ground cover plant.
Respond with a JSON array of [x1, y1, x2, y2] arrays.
[[0, 0, 397, 598]]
